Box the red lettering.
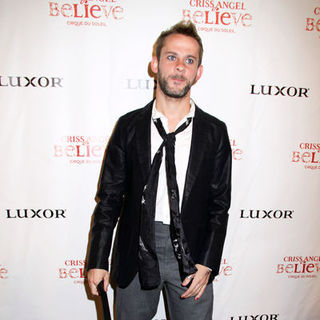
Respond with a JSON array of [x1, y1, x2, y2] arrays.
[[306, 263, 315, 273], [293, 263, 302, 273], [242, 13, 252, 27], [49, 2, 59, 16], [223, 265, 232, 276], [203, 11, 213, 24], [291, 151, 300, 162], [65, 145, 74, 157], [69, 268, 78, 278], [216, 264, 233, 279], [61, 3, 72, 17], [91, 145, 103, 157], [221, 12, 231, 25], [73, 4, 83, 18], [0, 267, 8, 279], [183, 8, 252, 27], [113, 6, 124, 19], [59, 268, 67, 278], [54, 145, 63, 157], [311, 151, 320, 163], [302, 152, 311, 163], [49, 2, 124, 20], [54, 144, 104, 157], [90, 5, 101, 18], [232, 149, 243, 160], [79, 268, 85, 278], [101, 5, 113, 18], [276, 264, 284, 273], [215, 9, 219, 24], [231, 12, 241, 25], [76, 145, 86, 157], [182, 9, 192, 21], [306, 18, 315, 31], [193, 10, 204, 24], [285, 264, 294, 273]]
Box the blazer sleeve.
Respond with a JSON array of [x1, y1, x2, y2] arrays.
[[87, 118, 127, 271], [196, 122, 232, 278]]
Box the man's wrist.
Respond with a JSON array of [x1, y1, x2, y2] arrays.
[[196, 263, 212, 272]]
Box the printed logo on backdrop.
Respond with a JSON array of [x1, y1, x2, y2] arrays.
[[291, 143, 320, 170], [182, 1, 253, 33], [0, 76, 63, 88], [0, 265, 8, 279], [306, 6, 320, 39], [54, 135, 108, 165], [5, 209, 66, 219], [230, 315, 279, 320], [126, 79, 156, 91], [214, 258, 232, 281], [59, 259, 87, 284], [49, 0, 125, 27], [240, 209, 294, 220], [250, 84, 309, 98], [277, 256, 320, 279], [230, 139, 243, 160]]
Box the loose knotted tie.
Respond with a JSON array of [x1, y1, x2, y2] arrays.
[[138, 117, 197, 289]]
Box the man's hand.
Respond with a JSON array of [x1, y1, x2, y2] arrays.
[[181, 264, 211, 300], [87, 268, 110, 296]]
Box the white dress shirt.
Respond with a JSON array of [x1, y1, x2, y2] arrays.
[[151, 100, 195, 225]]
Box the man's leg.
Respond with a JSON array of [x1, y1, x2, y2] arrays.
[[115, 221, 170, 320], [164, 278, 213, 320], [116, 273, 162, 320], [160, 223, 214, 320]]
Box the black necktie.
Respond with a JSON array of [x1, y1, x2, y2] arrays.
[[138, 117, 197, 289]]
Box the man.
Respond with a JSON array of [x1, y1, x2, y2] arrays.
[[87, 21, 232, 320]]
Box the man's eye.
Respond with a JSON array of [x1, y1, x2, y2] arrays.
[[186, 58, 194, 64], [168, 55, 175, 61]]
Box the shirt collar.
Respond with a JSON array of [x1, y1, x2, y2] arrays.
[[152, 99, 196, 121]]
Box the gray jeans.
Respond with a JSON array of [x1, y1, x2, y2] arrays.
[[116, 222, 213, 320]]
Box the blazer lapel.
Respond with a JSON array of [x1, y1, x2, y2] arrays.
[[182, 107, 207, 211], [135, 101, 153, 183]]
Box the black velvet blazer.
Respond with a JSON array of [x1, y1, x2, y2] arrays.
[[87, 100, 232, 288]]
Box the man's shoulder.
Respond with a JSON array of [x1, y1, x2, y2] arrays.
[[117, 100, 153, 126], [195, 105, 227, 130]]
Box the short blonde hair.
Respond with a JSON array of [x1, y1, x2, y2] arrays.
[[155, 21, 203, 67]]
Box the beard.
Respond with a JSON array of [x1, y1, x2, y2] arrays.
[[157, 69, 196, 99]]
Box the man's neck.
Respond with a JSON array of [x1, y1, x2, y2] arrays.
[[155, 90, 191, 132]]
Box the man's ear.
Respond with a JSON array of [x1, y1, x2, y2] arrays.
[[194, 65, 203, 84], [151, 56, 159, 74]]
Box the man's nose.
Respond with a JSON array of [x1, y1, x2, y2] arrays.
[[175, 60, 185, 72]]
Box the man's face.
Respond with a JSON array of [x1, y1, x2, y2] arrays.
[[152, 34, 203, 99]]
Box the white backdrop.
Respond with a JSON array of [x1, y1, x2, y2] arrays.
[[0, 0, 319, 319]]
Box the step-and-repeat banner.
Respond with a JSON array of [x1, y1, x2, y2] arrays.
[[1, 0, 319, 319]]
